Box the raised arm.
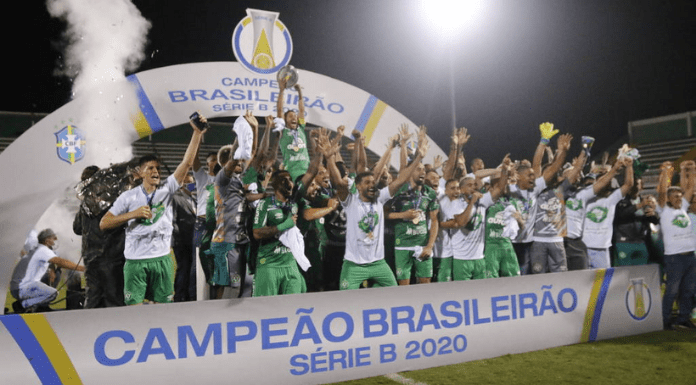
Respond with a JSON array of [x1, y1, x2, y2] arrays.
[[681, 160, 696, 203], [542, 133, 572, 184], [173, 113, 208, 184], [389, 131, 427, 196], [534, 122, 560, 177], [619, 158, 634, 197], [657, 161, 674, 208], [294, 83, 305, 120]]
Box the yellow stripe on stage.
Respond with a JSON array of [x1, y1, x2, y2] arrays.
[[131, 110, 154, 138], [580, 269, 606, 343], [362, 100, 387, 146], [23, 314, 83, 384]]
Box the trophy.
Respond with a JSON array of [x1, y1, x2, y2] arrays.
[[630, 278, 646, 318], [248, 9, 279, 69], [277, 64, 299, 88]]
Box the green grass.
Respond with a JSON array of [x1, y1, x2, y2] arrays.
[[334, 330, 696, 385]]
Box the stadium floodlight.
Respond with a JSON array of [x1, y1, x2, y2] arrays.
[[417, 0, 486, 42]]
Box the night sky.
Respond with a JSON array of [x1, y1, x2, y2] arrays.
[[6, 0, 696, 166]]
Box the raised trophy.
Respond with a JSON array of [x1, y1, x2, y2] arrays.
[[277, 64, 299, 88]]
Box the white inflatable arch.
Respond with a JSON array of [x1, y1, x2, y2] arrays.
[[0, 62, 444, 305]]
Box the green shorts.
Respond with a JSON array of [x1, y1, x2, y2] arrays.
[[452, 258, 486, 281], [253, 264, 306, 297], [207, 242, 233, 286], [433, 257, 453, 282], [395, 249, 433, 280], [123, 254, 174, 305], [339, 259, 397, 290], [484, 242, 520, 278]]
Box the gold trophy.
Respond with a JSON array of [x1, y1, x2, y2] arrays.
[[631, 278, 646, 318]]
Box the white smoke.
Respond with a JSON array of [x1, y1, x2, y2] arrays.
[[48, 0, 151, 166], [37, 0, 151, 264]]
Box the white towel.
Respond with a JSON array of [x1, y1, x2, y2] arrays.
[[395, 245, 424, 259], [23, 229, 38, 254], [279, 226, 311, 272], [273, 117, 286, 133], [232, 115, 254, 160]]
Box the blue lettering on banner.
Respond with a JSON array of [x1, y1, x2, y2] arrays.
[[167, 82, 345, 115], [92, 286, 578, 367]]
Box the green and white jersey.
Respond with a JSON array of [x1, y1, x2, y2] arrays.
[[450, 192, 495, 260], [563, 181, 596, 239], [582, 189, 624, 249], [253, 196, 298, 268], [485, 198, 515, 246], [277, 118, 310, 181], [343, 183, 392, 265], [389, 185, 440, 247], [109, 175, 179, 260], [656, 197, 695, 255]]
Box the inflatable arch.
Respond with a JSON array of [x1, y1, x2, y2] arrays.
[[0, 61, 445, 306]]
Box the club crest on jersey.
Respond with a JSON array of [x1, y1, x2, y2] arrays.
[[54, 124, 86, 165], [672, 214, 690, 228], [586, 206, 608, 223]]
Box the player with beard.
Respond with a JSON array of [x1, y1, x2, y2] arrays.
[[100, 113, 206, 305], [320, 126, 429, 290], [435, 179, 461, 282], [509, 125, 572, 274], [386, 163, 440, 285], [441, 162, 509, 281], [251, 137, 325, 296]]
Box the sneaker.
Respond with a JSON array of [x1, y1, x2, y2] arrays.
[[11, 301, 25, 314]]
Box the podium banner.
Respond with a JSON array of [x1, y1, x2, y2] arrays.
[[0, 265, 662, 384]]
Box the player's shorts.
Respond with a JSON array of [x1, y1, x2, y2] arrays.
[[484, 241, 520, 278], [253, 264, 306, 297], [123, 254, 174, 305], [395, 248, 433, 280], [339, 259, 397, 290], [530, 241, 568, 273], [452, 258, 485, 281], [432, 256, 453, 282]]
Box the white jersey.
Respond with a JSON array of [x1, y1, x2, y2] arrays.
[[437, 195, 458, 258], [582, 189, 624, 249], [450, 193, 495, 260], [194, 167, 215, 216], [656, 198, 695, 255], [564, 183, 596, 239], [110, 174, 180, 260], [18, 244, 55, 289], [342, 184, 392, 264]]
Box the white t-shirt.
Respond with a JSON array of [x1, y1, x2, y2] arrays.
[[194, 167, 215, 216], [564, 183, 596, 239], [582, 189, 624, 249], [437, 195, 458, 258], [450, 193, 495, 260], [342, 184, 392, 265], [19, 244, 55, 289], [656, 198, 696, 255], [509, 177, 547, 243], [109, 175, 180, 260]]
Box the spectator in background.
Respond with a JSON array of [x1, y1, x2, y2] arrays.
[[10, 229, 85, 313], [192, 150, 219, 297], [172, 173, 197, 301]]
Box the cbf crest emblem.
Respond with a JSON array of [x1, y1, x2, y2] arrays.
[[54, 124, 86, 165], [625, 278, 651, 321], [232, 9, 293, 74]]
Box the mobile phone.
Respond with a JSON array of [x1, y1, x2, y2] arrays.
[[189, 111, 209, 129]]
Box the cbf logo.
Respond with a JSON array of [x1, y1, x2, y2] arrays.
[[54, 124, 86, 165], [232, 9, 293, 74], [625, 278, 651, 321]]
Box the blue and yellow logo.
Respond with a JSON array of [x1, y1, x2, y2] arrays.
[[232, 9, 293, 74], [55, 124, 86, 165], [625, 278, 651, 321]]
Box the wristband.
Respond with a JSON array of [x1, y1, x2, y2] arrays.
[[539, 122, 559, 142], [276, 216, 295, 232], [540, 137, 550, 145]]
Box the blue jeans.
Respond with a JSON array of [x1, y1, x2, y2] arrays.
[[662, 252, 696, 325]]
